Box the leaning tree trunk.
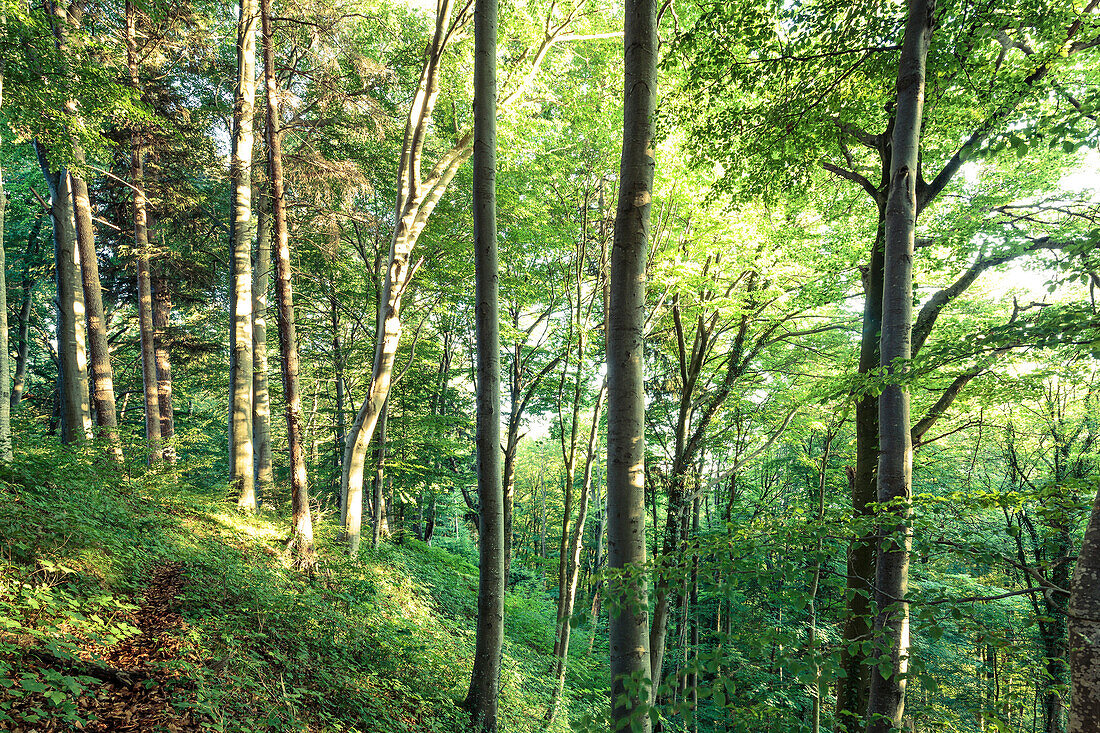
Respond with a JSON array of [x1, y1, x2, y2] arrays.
[[463, 0, 503, 727], [340, 0, 470, 551], [230, 0, 258, 510], [262, 0, 313, 562], [606, 0, 657, 727], [339, 0, 592, 545], [865, 1, 933, 731], [253, 187, 274, 493]]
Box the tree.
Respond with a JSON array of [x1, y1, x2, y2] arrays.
[[462, 0, 502, 726], [231, 0, 258, 509], [261, 0, 314, 562], [126, 0, 162, 464], [865, 1, 933, 729], [253, 185, 273, 492], [35, 143, 92, 445], [1069, 387, 1100, 733], [606, 0, 656, 727], [0, 63, 9, 460], [340, 0, 613, 553]]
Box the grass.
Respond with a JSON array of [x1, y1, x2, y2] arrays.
[[0, 441, 603, 732]]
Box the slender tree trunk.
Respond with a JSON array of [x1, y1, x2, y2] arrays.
[[607, 0, 656, 726], [866, 2, 932, 730], [370, 400, 389, 550], [1069, 483, 1100, 733], [835, 210, 886, 733], [463, 0, 502, 726], [12, 215, 43, 410], [253, 187, 274, 493], [688, 497, 699, 733], [262, 0, 313, 562], [330, 289, 345, 496], [547, 382, 606, 724], [807, 432, 832, 733], [0, 94, 9, 460], [36, 145, 90, 444], [153, 272, 175, 461], [341, 0, 470, 548], [230, 0, 258, 510], [135, 187, 162, 463], [71, 165, 121, 463], [126, 3, 161, 464]]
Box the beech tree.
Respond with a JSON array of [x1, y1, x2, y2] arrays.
[[606, 0, 656, 728], [864, 0, 932, 729], [462, 0, 502, 725], [231, 0, 258, 509]]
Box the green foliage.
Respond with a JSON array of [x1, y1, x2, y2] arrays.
[[0, 442, 600, 732]]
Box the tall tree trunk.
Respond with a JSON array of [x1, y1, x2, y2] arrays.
[[253, 187, 274, 493], [835, 209, 886, 733], [1069, 483, 1100, 733], [35, 145, 90, 444], [0, 88, 9, 460], [865, 2, 932, 730], [71, 166, 121, 463], [607, 0, 656, 727], [153, 272, 174, 462], [127, 2, 160, 464], [134, 173, 161, 463], [463, 0, 502, 726], [262, 0, 313, 563], [12, 214, 44, 409], [339, 0, 581, 538], [230, 0, 258, 510], [807, 431, 832, 733]]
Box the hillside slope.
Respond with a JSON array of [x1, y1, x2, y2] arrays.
[[0, 447, 604, 732]]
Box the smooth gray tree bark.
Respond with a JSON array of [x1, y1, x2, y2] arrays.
[[253, 186, 274, 493], [36, 144, 91, 445], [231, 0, 258, 509], [607, 0, 656, 728], [865, 1, 933, 731]]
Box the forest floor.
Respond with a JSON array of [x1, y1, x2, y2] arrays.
[[0, 448, 601, 732], [0, 561, 203, 733]]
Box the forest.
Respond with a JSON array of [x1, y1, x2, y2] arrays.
[[1, 0, 1099, 730]]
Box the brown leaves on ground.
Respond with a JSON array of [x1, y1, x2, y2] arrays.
[[3, 562, 205, 732]]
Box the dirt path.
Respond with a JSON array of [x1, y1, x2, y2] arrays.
[[5, 562, 204, 732], [80, 561, 201, 732]]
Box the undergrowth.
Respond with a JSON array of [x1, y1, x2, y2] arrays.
[[0, 442, 600, 732]]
